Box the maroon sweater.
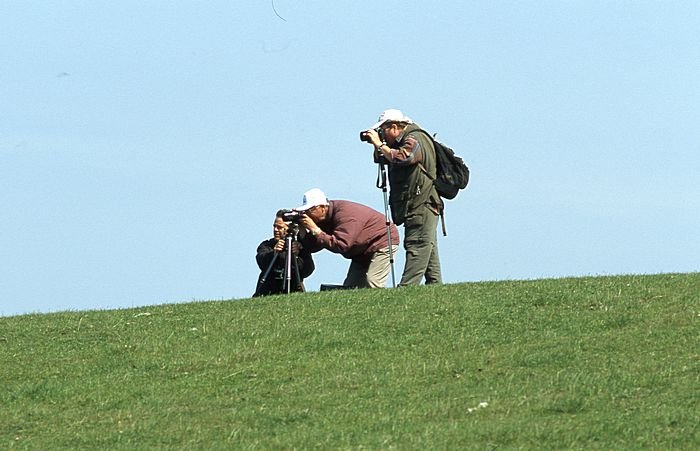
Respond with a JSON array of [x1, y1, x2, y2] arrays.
[[301, 200, 399, 263]]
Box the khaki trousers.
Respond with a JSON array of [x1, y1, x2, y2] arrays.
[[399, 205, 442, 286], [343, 245, 399, 288]]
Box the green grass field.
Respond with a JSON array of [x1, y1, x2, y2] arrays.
[[2, 273, 698, 449]]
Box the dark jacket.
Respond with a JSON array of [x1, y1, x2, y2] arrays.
[[375, 123, 441, 225], [300, 200, 400, 265], [253, 238, 315, 297]]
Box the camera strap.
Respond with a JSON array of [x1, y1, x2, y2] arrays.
[[376, 162, 387, 189]]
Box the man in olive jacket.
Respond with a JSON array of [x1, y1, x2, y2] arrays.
[[363, 109, 443, 286]]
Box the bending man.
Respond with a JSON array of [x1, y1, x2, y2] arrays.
[[297, 188, 399, 289]]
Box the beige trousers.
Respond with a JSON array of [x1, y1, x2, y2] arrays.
[[343, 245, 399, 288]]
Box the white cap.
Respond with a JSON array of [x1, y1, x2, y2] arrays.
[[369, 109, 413, 130], [295, 188, 329, 211]]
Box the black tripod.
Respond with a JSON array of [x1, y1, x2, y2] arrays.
[[376, 161, 397, 288], [258, 223, 304, 294]]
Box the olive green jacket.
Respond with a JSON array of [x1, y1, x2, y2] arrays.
[[381, 124, 441, 225]]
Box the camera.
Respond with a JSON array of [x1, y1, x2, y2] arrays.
[[281, 210, 302, 224], [359, 128, 384, 143]]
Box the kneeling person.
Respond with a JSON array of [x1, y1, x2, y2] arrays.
[[253, 209, 315, 297], [297, 188, 399, 289]]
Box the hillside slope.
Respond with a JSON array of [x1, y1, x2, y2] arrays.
[[2, 273, 699, 449]]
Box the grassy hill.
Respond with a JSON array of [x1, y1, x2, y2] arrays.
[[1, 273, 698, 449]]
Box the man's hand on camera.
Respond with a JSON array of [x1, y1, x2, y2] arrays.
[[301, 214, 321, 237], [364, 129, 383, 148], [301, 214, 316, 231]]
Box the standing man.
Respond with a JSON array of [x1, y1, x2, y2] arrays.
[[362, 109, 443, 286], [296, 188, 399, 289]]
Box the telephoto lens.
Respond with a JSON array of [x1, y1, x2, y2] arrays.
[[281, 210, 302, 224], [360, 131, 371, 142]]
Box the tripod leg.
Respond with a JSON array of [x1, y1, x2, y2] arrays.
[[259, 251, 280, 285], [386, 227, 396, 288], [378, 163, 396, 288], [284, 235, 293, 294], [292, 254, 305, 292]]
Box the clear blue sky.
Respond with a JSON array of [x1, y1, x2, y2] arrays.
[[2, 1, 698, 317]]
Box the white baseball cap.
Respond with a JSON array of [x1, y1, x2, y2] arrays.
[[369, 109, 413, 130], [295, 188, 329, 211]]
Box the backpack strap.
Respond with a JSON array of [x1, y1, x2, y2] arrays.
[[410, 129, 437, 180], [414, 131, 448, 237], [417, 162, 434, 180], [440, 207, 447, 237]]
